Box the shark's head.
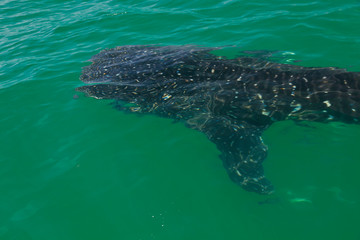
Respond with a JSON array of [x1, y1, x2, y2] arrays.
[[76, 45, 222, 112]]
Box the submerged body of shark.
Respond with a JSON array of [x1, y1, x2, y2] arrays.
[[77, 45, 360, 194]]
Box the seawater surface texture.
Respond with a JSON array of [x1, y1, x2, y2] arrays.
[[1, 0, 360, 239]]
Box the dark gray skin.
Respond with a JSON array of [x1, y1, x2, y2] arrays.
[[77, 45, 360, 194]]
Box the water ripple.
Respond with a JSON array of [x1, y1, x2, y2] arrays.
[[1, 0, 359, 89]]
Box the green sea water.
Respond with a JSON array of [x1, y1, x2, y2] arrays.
[[1, 0, 360, 239]]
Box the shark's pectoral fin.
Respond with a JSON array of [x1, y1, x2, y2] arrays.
[[186, 114, 273, 194]]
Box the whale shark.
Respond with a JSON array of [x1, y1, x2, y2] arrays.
[[77, 45, 360, 194]]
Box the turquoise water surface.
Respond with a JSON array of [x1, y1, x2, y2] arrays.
[[1, 0, 360, 239]]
